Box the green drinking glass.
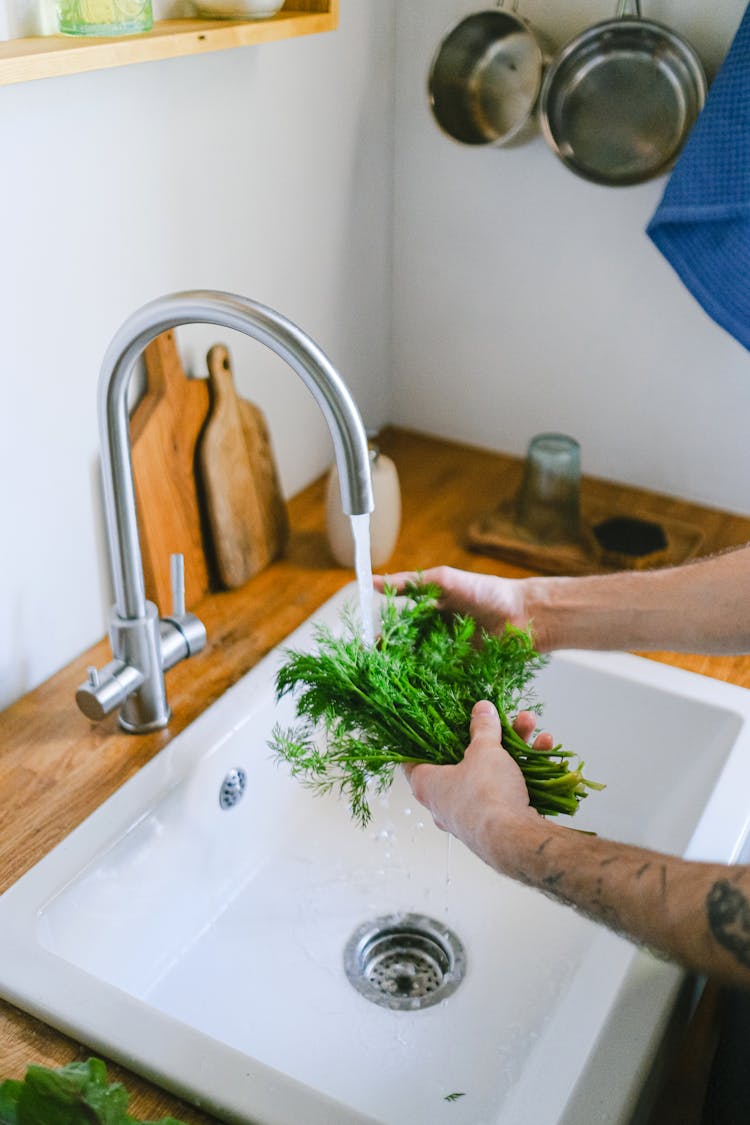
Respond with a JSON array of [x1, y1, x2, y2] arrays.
[[57, 0, 152, 36]]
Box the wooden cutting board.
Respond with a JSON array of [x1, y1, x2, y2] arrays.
[[467, 496, 704, 575], [130, 330, 211, 611], [197, 343, 289, 588]]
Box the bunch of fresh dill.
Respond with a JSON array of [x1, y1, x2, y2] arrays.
[[270, 582, 601, 828]]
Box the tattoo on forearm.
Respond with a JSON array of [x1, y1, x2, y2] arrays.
[[706, 880, 750, 969], [537, 866, 623, 932], [542, 870, 565, 889]]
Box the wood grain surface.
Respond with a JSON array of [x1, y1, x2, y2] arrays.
[[130, 330, 210, 612], [2, 428, 750, 1122], [468, 496, 705, 575], [197, 344, 288, 588], [0, 3, 339, 88]]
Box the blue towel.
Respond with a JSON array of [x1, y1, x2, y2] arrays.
[[647, 4, 750, 351]]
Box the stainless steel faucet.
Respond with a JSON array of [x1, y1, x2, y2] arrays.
[[76, 290, 374, 733]]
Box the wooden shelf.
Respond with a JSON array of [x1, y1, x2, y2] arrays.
[[0, 0, 337, 85]]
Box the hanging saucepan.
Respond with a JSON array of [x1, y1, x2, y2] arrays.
[[539, 0, 707, 186], [428, 4, 548, 147]]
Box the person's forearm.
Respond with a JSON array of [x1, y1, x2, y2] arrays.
[[521, 544, 750, 654], [483, 812, 750, 986]]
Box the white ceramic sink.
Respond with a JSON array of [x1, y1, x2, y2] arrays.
[[3, 584, 750, 1125]]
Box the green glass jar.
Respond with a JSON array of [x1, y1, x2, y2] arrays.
[[57, 0, 152, 35]]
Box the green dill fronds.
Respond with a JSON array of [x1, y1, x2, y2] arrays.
[[269, 582, 602, 828]]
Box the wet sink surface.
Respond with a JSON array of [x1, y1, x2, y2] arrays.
[[2, 584, 750, 1125]]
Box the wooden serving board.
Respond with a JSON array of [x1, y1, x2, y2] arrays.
[[130, 330, 211, 611], [197, 344, 289, 588], [467, 497, 704, 576]]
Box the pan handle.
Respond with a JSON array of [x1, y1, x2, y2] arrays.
[[615, 0, 641, 17]]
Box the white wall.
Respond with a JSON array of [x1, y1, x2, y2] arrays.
[[0, 0, 395, 707], [391, 0, 750, 513]]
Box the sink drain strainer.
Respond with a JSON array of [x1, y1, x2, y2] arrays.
[[344, 914, 466, 1010]]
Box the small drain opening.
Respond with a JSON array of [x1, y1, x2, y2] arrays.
[[219, 767, 247, 810], [344, 914, 466, 1010]]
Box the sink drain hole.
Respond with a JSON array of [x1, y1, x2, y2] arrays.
[[344, 914, 466, 1010], [219, 767, 247, 810]]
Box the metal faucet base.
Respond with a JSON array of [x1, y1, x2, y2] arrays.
[[118, 709, 172, 734]]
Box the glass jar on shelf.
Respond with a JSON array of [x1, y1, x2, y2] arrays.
[[57, 0, 152, 37]]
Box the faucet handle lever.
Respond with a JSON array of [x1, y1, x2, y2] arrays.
[[76, 659, 145, 722], [170, 553, 186, 618], [160, 553, 207, 673]]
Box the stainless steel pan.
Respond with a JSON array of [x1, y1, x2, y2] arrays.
[[428, 5, 547, 147], [539, 0, 706, 186]]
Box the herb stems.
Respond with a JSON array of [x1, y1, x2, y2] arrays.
[[270, 582, 602, 828]]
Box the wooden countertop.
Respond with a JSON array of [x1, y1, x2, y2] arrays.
[[2, 427, 750, 1122]]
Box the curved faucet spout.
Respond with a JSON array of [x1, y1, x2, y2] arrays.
[[99, 290, 374, 621], [79, 290, 374, 733]]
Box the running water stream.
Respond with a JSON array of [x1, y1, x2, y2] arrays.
[[350, 512, 375, 647]]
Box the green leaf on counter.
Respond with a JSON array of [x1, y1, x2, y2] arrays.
[[0, 1078, 22, 1124], [0, 1059, 189, 1125]]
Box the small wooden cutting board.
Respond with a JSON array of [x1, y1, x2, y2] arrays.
[[130, 330, 211, 611], [197, 344, 289, 588], [467, 498, 703, 575]]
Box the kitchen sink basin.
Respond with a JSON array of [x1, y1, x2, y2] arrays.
[[2, 583, 750, 1125]]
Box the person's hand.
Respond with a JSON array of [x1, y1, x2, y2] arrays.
[[374, 565, 537, 644], [404, 702, 551, 865]]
